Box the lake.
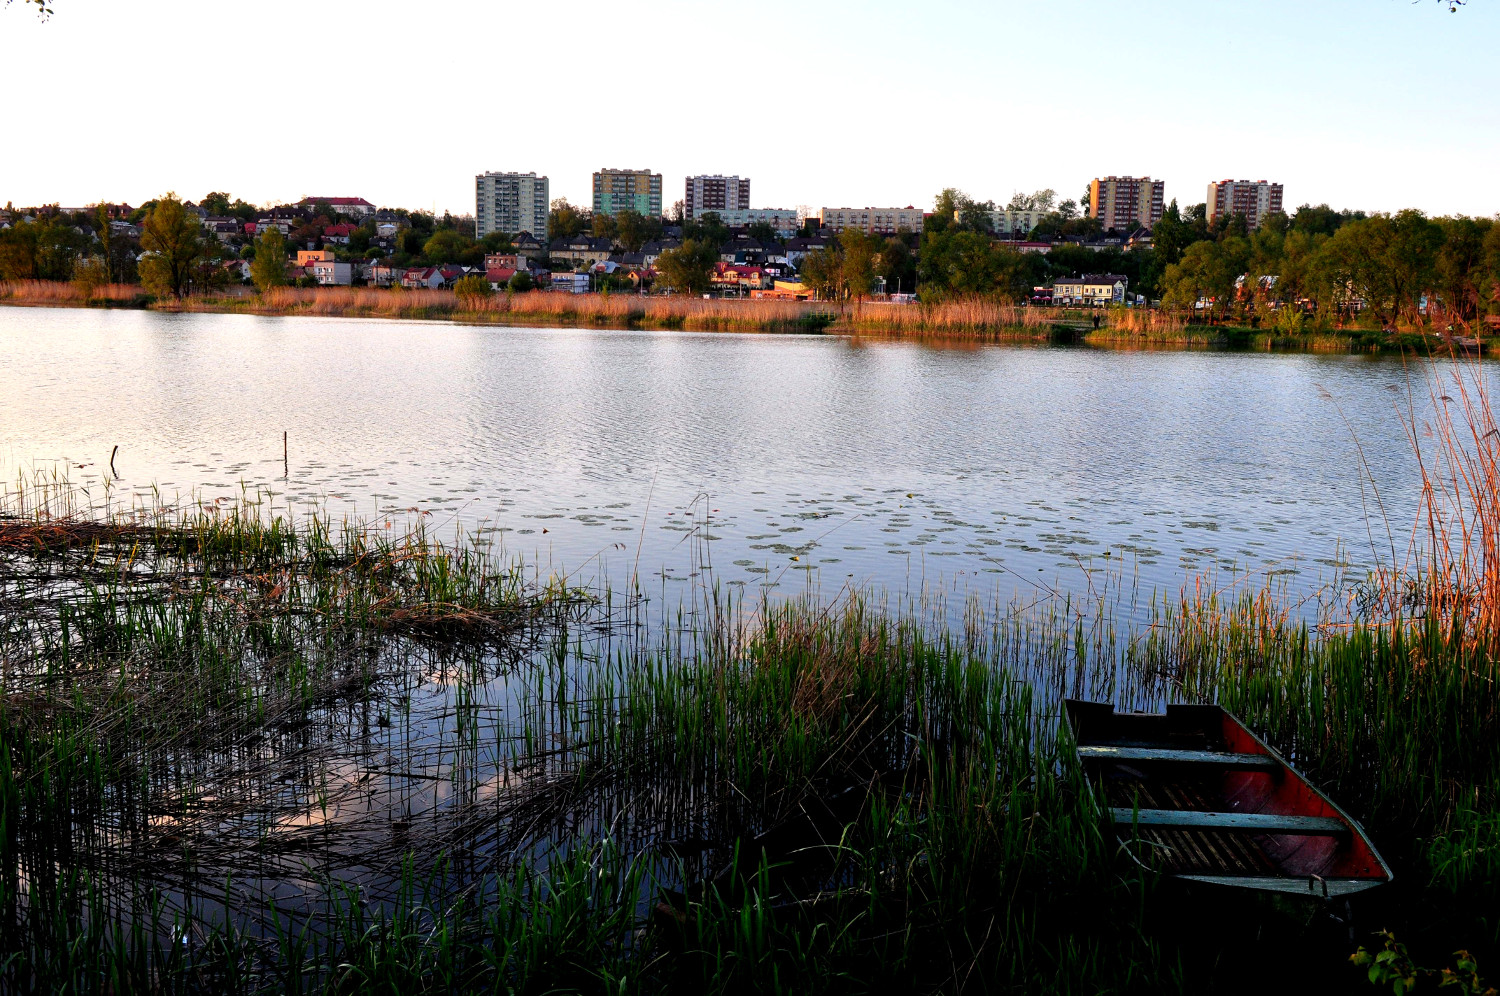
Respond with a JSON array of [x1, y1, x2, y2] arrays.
[[0, 305, 1467, 617]]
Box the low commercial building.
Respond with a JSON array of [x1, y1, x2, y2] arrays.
[[817, 206, 924, 235], [1052, 273, 1128, 306]]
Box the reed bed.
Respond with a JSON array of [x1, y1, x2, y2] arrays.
[[0, 279, 143, 305], [842, 296, 1056, 336], [250, 286, 838, 333], [1102, 305, 1189, 338], [3, 356, 1500, 993]]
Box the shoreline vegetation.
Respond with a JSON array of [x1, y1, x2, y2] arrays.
[[0, 278, 1481, 352], [1, 359, 1498, 992]]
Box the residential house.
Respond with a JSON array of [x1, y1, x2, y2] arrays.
[[549, 272, 590, 294], [204, 216, 242, 241], [297, 249, 333, 266], [323, 223, 356, 245], [783, 236, 834, 265], [486, 267, 518, 289], [1052, 273, 1128, 306], [640, 239, 683, 268], [312, 259, 353, 286], [370, 261, 405, 287], [484, 252, 528, 272], [255, 217, 293, 236], [711, 262, 771, 294], [300, 196, 376, 217], [548, 235, 614, 268], [402, 266, 447, 290]]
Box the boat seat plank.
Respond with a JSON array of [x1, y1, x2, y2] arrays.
[[1079, 745, 1278, 769], [1110, 808, 1348, 835]]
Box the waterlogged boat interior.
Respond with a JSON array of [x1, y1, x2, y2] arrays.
[[1065, 701, 1393, 897]]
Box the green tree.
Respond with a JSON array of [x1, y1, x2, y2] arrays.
[[656, 239, 719, 294], [877, 237, 917, 295], [250, 225, 288, 292], [1161, 240, 1238, 321], [422, 228, 481, 266], [548, 199, 587, 241], [453, 274, 493, 303], [615, 210, 662, 252], [507, 271, 534, 293], [799, 246, 842, 301], [683, 212, 730, 248], [839, 230, 883, 302], [1434, 216, 1492, 323], [138, 193, 204, 298]]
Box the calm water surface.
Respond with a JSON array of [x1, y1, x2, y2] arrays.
[[0, 305, 1472, 615]]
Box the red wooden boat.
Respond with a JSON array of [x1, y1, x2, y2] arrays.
[[1065, 700, 1393, 897]]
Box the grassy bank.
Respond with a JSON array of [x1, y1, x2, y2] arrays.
[[3, 359, 1500, 994], [4, 279, 1487, 352]]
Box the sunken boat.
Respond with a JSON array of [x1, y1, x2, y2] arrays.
[[1065, 700, 1393, 898]]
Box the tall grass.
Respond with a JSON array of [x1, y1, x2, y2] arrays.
[[3, 355, 1500, 992], [0, 279, 142, 305]]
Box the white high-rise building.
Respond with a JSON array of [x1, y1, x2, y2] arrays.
[[475, 171, 550, 239]]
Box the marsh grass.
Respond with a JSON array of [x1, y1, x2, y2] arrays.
[[0, 279, 145, 306], [3, 355, 1500, 992]]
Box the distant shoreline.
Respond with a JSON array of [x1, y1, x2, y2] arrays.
[[0, 282, 1479, 355]]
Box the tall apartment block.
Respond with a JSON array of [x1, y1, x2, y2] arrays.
[[684, 175, 750, 220], [1088, 176, 1166, 232], [592, 168, 663, 217], [1206, 179, 1284, 230], [475, 171, 549, 239]]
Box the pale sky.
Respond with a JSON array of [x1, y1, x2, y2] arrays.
[[1, 0, 1496, 218]]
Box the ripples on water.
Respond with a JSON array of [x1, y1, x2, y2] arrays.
[[0, 305, 1470, 623]]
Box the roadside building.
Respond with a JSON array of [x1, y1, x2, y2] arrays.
[[751, 280, 813, 301], [1088, 177, 1165, 232], [592, 168, 663, 217], [684, 175, 750, 220], [475, 171, 550, 239], [1206, 179, 1284, 230], [817, 207, 924, 235], [1052, 273, 1128, 306]]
